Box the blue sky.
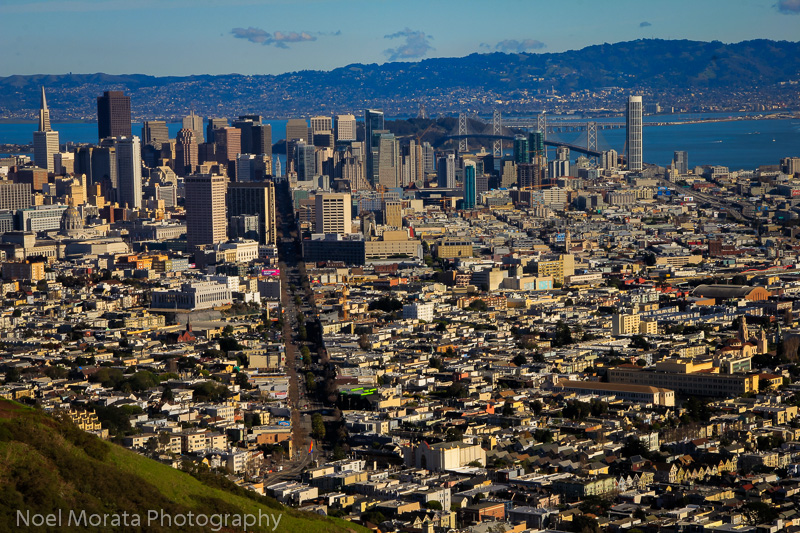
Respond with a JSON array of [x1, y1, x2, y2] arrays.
[[1, 0, 799, 77]]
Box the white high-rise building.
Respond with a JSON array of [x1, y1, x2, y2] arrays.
[[33, 87, 59, 173], [334, 114, 356, 142], [626, 95, 643, 172], [315, 193, 351, 234], [114, 136, 142, 209]]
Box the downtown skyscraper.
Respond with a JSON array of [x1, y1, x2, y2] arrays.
[[626, 95, 643, 172], [364, 109, 384, 184], [186, 173, 228, 249], [33, 87, 59, 173], [97, 91, 132, 140], [114, 136, 142, 209]]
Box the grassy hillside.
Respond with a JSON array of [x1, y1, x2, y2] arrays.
[[0, 400, 364, 532]]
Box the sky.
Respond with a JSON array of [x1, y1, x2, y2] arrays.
[[1, 0, 799, 77]]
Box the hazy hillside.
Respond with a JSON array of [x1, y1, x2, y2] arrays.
[[0, 39, 798, 120], [0, 399, 363, 532]]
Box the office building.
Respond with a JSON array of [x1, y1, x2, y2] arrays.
[[421, 142, 436, 175], [315, 147, 334, 177], [518, 163, 542, 189], [285, 119, 310, 172], [252, 123, 272, 160], [626, 95, 643, 172], [673, 151, 688, 175], [114, 136, 142, 209], [364, 109, 384, 182], [54, 152, 75, 176], [437, 153, 456, 188], [310, 116, 332, 134], [227, 181, 277, 244], [236, 154, 270, 182], [33, 130, 59, 174], [0, 181, 32, 211], [601, 149, 618, 170], [226, 116, 271, 160], [529, 131, 545, 158], [315, 193, 351, 234], [215, 126, 241, 170], [463, 161, 477, 209], [373, 132, 400, 188], [501, 161, 517, 188], [92, 144, 117, 194], [286, 119, 310, 143], [182, 111, 204, 143], [295, 141, 316, 182], [33, 87, 59, 173], [313, 131, 335, 149], [206, 118, 228, 143], [141, 121, 169, 147], [513, 135, 529, 164], [185, 174, 228, 249], [334, 114, 356, 142], [175, 128, 199, 177], [97, 91, 131, 140], [383, 200, 402, 228]]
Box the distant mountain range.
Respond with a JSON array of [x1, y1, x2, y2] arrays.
[[1, 39, 798, 121]]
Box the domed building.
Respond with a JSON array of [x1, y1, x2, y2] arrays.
[[61, 204, 84, 232]]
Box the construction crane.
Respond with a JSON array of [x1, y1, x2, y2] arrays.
[[415, 120, 436, 145]]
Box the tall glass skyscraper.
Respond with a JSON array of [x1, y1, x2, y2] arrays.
[[626, 95, 643, 172], [365, 109, 384, 184], [513, 135, 529, 164], [528, 130, 545, 158], [463, 161, 477, 209]]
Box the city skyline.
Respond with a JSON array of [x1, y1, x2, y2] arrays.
[[1, 0, 799, 77]]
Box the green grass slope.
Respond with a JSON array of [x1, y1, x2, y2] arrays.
[[0, 399, 364, 532]]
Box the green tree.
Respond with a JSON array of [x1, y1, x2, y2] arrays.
[[512, 354, 527, 366], [305, 372, 316, 392], [311, 413, 326, 440], [300, 346, 312, 366], [468, 299, 488, 312], [554, 320, 573, 347]]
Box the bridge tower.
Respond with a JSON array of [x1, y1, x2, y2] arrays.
[[458, 113, 468, 153], [492, 109, 502, 171], [537, 113, 546, 138], [587, 121, 597, 153]]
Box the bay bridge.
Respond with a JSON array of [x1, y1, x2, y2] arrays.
[[439, 111, 625, 159]]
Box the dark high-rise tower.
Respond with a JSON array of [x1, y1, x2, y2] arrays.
[[97, 91, 131, 140], [364, 109, 384, 183]]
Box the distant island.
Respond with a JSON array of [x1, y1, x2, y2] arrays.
[[1, 39, 799, 120]]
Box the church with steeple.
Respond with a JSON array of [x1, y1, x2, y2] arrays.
[[717, 315, 769, 360]]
